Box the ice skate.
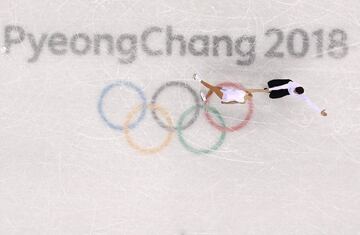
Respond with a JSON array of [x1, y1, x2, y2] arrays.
[[193, 73, 202, 82], [200, 91, 206, 102]]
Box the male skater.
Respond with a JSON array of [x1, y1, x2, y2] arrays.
[[265, 79, 327, 116]]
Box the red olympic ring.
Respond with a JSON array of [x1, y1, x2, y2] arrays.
[[204, 82, 254, 132]]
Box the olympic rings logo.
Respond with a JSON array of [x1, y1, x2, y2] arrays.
[[98, 80, 254, 155]]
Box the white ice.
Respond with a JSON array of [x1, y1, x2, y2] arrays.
[[0, 0, 360, 234]]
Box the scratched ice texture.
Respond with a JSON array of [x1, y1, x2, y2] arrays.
[[0, 0, 360, 234]]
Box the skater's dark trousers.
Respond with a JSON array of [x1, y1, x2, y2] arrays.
[[267, 79, 292, 99]]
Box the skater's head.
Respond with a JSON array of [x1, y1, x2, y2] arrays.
[[295, 87, 304, 94]]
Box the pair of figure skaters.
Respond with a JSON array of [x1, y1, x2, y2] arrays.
[[193, 74, 327, 116]]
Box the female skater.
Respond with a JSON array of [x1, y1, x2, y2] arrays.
[[193, 74, 264, 104]]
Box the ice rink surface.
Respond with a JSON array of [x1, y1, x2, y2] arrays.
[[1, 0, 360, 234]]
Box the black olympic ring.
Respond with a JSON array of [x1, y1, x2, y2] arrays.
[[150, 81, 201, 131]]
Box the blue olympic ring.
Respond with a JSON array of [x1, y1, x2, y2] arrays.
[[98, 81, 147, 130]]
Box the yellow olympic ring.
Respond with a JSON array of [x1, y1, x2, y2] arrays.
[[123, 104, 174, 155]]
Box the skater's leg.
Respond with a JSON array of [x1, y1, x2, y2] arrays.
[[200, 81, 223, 99], [200, 80, 216, 90], [269, 89, 290, 99], [205, 90, 213, 99], [267, 79, 292, 88], [193, 74, 223, 99]]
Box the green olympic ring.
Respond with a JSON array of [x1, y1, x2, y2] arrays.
[[177, 105, 226, 154]]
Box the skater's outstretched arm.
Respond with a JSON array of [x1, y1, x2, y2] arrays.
[[246, 88, 269, 93], [299, 95, 327, 116]]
